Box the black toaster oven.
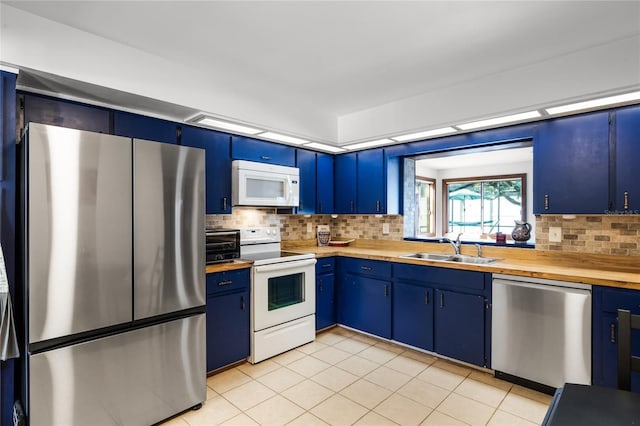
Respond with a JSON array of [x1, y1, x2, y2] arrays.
[[206, 228, 240, 264]]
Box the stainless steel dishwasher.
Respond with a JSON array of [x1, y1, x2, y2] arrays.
[[492, 274, 592, 389]]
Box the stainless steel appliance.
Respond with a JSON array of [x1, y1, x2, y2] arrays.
[[21, 123, 206, 425], [492, 274, 592, 389], [206, 228, 241, 264], [232, 160, 299, 207], [239, 227, 316, 363]]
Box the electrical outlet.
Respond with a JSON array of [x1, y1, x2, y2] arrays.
[[382, 223, 390, 234], [549, 226, 562, 243], [307, 223, 313, 233]]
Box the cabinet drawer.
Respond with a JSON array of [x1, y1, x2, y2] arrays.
[[601, 287, 640, 314], [206, 268, 250, 296], [393, 263, 486, 291], [316, 257, 335, 274], [393, 263, 430, 284], [341, 258, 391, 279]]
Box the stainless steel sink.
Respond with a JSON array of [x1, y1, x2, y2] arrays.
[[399, 252, 500, 265]]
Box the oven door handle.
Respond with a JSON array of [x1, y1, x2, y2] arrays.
[[253, 258, 317, 273]]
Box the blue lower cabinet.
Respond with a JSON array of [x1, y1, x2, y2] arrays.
[[435, 289, 485, 367], [339, 273, 391, 339], [205, 269, 250, 372], [393, 282, 434, 351], [316, 272, 335, 330]]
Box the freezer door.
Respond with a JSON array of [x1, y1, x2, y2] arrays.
[[27, 123, 132, 344], [133, 140, 205, 319], [29, 314, 206, 426]]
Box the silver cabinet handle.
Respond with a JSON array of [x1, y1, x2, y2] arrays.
[[544, 194, 550, 210], [440, 293, 444, 308], [260, 156, 271, 161], [218, 280, 233, 286], [241, 295, 245, 311], [610, 323, 616, 343], [223, 197, 228, 211], [376, 200, 381, 212], [360, 266, 372, 271], [624, 191, 630, 210], [384, 285, 389, 297], [321, 263, 332, 268], [425, 291, 429, 305]]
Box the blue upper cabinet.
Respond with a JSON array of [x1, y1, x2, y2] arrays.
[[615, 105, 640, 212], [316, 153, 334, 214], [113, 111, 178, 144], [182, 125, 232, 214], [296, 149, 317, 214], [231, 136, 295, 166], [357, 149, 386, 214], [22, 93, 111, 134], [534, 111, 610, 214], [334, 153, 357, 213]]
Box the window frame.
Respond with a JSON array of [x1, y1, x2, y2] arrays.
[[415, 176, 436, 237], [442, 173, 527, 236]]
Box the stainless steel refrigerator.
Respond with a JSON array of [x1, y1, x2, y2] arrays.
[[21, 123, 206, 425]]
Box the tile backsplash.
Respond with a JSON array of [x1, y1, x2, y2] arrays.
[[536, 215, 640, 256], [206, 208, 404, 241]]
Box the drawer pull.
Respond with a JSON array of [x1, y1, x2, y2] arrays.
[[440, 293, 444, 308], [384, 285, 389, 297], [218, 280, 233, 286], [425, 291, 429, 305], [610, 323, 616, 343], [241, 295, 245, 311], [544, 194, 550, 210], [624, 191, 630, 210], [321, 263, 332, 269], [360, 266, 372, 271], [223, 197, 228, 211], [376, 200, 381, 212], [260, 156, 272, 161]]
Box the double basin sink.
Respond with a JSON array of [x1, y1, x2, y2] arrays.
[[399, 252, 500, 265]]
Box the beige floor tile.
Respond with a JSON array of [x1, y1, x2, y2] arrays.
[[438, 393, 496, 426], [181, 395, 240, 426], [206, 385, 216, 401], [510, 384, 553, 405], [384, 354, 429, 377], [207, 368, 252, 394], [272, 349, 306, 366], [336, 355, 380, 377], [298, 340, 329, 354], [403, 349, 438, 366], [256, 366, 305, 392], [397, 378, 450, 409], [499, 392, 550, 424], [219, 413, 259, 426], [160, 416, 188, 426], [354, 411, 399, 425], [334, 338, 372, 354], [417, 366, 466, 391], [365, 366, 413, 391], [431, 359, 472, 377], [237, 359, 281, 379], [468, 370, 513, 392], [312, 346, 352, 364], [375, 340, 407, 354], [455, 377, 509, 407], [332, 326, 357, 337], [340, 378, 393, 409], [245, 395, 305, 426], [488, 409, 538, 426], [351, 333, 382, 345], [420, 411, 467, 426], [287, 355, 331, 377], [373, 393, 432, 426], [316, 330, 347, 345], [287, 412, 329, 426], [312, 365, 359, 391], [359, 346, 400, 364], [310, 394, 369, 426], [281, 379, 334, 410], [222, 380, 276, 411]]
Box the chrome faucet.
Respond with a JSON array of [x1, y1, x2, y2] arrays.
[[474, 243, 483, 258], [440, 233, 463, 255]]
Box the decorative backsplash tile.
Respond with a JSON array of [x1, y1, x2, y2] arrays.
[[536, 215, 640, 256]]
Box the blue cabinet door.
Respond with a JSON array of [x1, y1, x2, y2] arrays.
[[615, 105, 640, 212], [206, 290, 250, 372], [316, 152, 334, 214], [534, 112, 610, 214], [334, 153, 357, 213], [113, 111, 178, 144], [231, 136, 295, 166], [181, 126, 232, 214], [296, 149, 317, 214], [435, 289, 485, 366], [339, 273, 391, 338], [357, 149, 385, 213], [393, 282, 434, 351], [23, 93, 111, 134], [316, 272, 335, 330]]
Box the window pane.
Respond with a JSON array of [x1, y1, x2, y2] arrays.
[[416, 180, 434, 236], [483, 179, 522, 234], [448, 182, 482, 235]]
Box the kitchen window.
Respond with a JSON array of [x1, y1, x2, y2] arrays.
[[443, 174, 526, 238], [416, 177, 435, 237]]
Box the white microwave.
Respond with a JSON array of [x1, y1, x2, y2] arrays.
[[232, 160, 300, 207]]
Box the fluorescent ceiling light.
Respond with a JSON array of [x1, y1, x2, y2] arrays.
[[344, 138, 394, 150], [195, 117, 262, 135], [258, 132, 309, 145], [545, 91, 640, 115], [304, 142, 346, 153], [457, 111, 541, 130], [392, 127, 457, 142]]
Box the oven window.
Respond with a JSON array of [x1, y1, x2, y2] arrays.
[[268, 273, 305, 311]]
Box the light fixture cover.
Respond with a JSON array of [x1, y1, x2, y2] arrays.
[[304, 142, 347, 153], [392, 127, 457, 142], [344, 138, 394, 150], [195, 116, 262, 135], [258, 132, 309, 145], [545, 91, 640, 115], [457, 111, 541, 130]]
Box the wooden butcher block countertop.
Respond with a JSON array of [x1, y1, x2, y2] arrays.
[[283, 239, 640, 290], [205, 260, 252, 274]]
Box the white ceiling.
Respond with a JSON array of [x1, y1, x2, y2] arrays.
[[417, 146, 532, 172], [2, 1, 640, 146]]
